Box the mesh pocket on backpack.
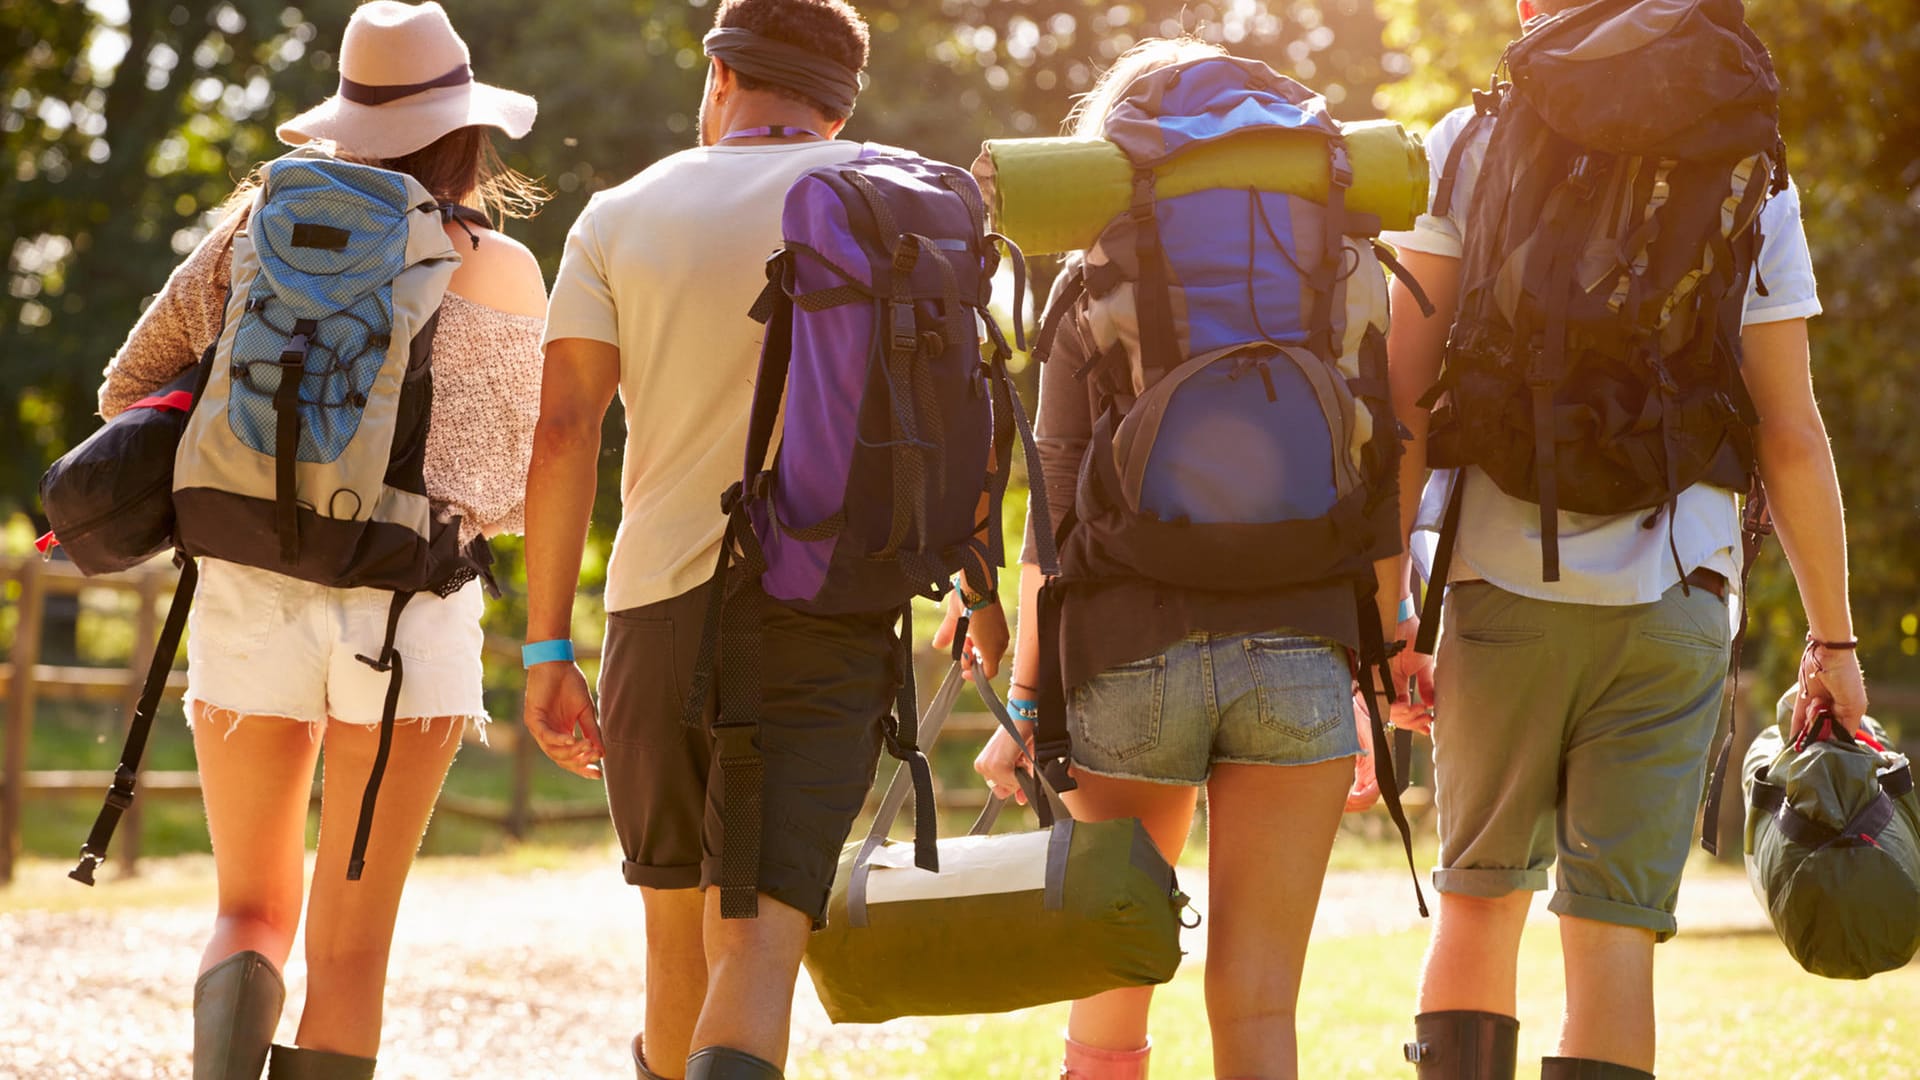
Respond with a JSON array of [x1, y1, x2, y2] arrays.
[[226, 282, 395, 464]]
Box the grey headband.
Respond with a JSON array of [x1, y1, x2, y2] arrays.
[[702, 26, 862, 117]]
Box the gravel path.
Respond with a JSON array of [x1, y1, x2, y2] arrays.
[[0, 851, 1769, 1079]]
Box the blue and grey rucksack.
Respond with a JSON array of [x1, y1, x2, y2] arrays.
[[1028, 56, 1427, 911], [68, 149, 491, 886]]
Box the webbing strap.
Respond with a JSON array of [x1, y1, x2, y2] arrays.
[[1031, 579, 1076, 794], [1357, 582, 1429, 918], [274, 318, 318, 564], [1700, 482, 1773, 855], [710, 504, 769, 920], [346, 589, 414, 882], [1432, 111, 1493, 219], [1414, 473, 1466, 656], [1130, 171, 1180, 375], [1531, 222, 1579, 583], [1308, 144, 1354, 361], [1751, 774, 1902, 851], [884, 603, 939, 874], [1032, 264, 1086, 364], [70, 559, 198, 885], [1372, 240, 1436, 318]]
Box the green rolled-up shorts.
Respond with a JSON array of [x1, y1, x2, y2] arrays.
[[1431, 580, 1730, 941]]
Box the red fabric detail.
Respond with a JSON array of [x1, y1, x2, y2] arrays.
[[129, 390, 193, 413], [35, 531, 59, 554]]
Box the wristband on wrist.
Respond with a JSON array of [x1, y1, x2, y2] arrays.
[[1007, 696, 1040, 722], [521, 639, 576, 669], [1397, 595, 1417, 624], [952, 570, 996, 612]]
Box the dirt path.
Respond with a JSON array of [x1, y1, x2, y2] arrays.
[[0, 852, 1768, 1079]]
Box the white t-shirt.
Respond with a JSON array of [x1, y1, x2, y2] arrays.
[[545, 140, 862, 613], [1386, 105, 1822, 612]]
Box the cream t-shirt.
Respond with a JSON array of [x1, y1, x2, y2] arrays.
[[545, 140, 862, 613]]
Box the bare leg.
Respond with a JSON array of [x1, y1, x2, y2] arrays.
[[1203, 759, 1350, 1080], [193, 706, 323, 976], [639, 886, 709, 1079], [1558, 915, 1656, 1071], [686, 889, 813, 1069], [1060, 774, 1201, 1053], [294, 716, 464, 1057], [1416, 891, 1532, 1016]]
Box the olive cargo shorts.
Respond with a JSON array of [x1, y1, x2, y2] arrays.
[[1431, 581, 1730, 940]]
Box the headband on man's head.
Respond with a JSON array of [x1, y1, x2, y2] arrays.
[[702, 27, 863, 117]]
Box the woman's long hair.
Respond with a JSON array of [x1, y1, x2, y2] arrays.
[[219, 125, 548, 224], [1064, 35, 1227, 138]]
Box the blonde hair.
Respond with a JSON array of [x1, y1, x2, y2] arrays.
[[1064, 36, 1228, 138]]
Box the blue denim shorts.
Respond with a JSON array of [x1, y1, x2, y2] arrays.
[[1067, 631, 1360, 785]]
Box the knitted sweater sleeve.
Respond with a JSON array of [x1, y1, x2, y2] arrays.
[[423, 294, 546, 546], [97, 211, 243, 419]]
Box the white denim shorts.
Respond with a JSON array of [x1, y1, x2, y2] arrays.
[[184, 558, 489, 732]]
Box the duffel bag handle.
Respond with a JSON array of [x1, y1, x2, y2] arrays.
[[846, 661, 1075, 928]]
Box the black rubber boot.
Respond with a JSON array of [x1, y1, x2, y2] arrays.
[[1403, 1011, 1519, 1079], [1541, 1057, 1654, 1079], [265, 1045, 376, 1080], [684, 1046, 783, 1079], [192, 950, 285, 1080], [634, 1035, 669, 1080]]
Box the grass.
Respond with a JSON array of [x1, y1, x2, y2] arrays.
[[793, 927, 1920, 1080]]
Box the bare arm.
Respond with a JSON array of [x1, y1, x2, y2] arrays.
[[1740, 316, 1866, 730], [520, 335, 621, 778], [1387, 250, 1462, 556]]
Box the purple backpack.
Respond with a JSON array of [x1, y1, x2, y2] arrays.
[[688, 145, 1051, 919]]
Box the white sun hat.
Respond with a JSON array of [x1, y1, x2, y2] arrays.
[[277, 1, 536, 160]]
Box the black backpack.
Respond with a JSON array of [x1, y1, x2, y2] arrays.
[[1418, 0, 1787, 605]]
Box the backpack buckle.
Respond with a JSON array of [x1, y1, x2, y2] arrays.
[[889, 301, 919, 355], [891, 238, 921, 275], [1567, 154, 1598, 200]]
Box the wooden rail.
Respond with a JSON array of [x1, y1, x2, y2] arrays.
[[0, 556, 1023, 885], [17, 554, 1887, 886]]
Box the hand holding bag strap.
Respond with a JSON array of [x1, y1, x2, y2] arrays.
[[969, 664, 1066, 827], [971, 664, 1075, 912]]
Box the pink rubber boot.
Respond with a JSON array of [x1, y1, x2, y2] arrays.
[[1061, 1037, 1151, 1080]]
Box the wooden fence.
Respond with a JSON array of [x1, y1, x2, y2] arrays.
[[9, 554, 1909, 886], [0, 556, 1006, 885]]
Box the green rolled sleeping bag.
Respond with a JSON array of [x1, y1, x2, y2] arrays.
[[1743, 688, 1920, 980], [973, 119, 1429, 256]]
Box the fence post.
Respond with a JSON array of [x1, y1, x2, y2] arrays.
[[115, 571, 164, 877], [505, 726, 534, 841], [3, 559, 46, 885]]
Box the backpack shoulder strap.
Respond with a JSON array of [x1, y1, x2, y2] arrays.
[[1432, 91, 1500, 219]]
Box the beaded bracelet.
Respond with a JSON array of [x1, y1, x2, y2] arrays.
[[1008, 697, 1040, 722]]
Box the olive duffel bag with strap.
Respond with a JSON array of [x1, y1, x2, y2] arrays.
[[1744, 687, 1920, 980], [804, 661, 1191, 1024]]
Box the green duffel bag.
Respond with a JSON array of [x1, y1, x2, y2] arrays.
[[1744, 688, 1920, 980], [804, 662, 1190, 1024]]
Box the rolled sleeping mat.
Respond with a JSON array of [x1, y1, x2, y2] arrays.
[[973, 118, 1429, 256]]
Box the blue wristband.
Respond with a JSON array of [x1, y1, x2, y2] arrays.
[[521, 639, 576, 669], [1397, 596, 1417, 624], [1008, 696, 1040, 722]]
